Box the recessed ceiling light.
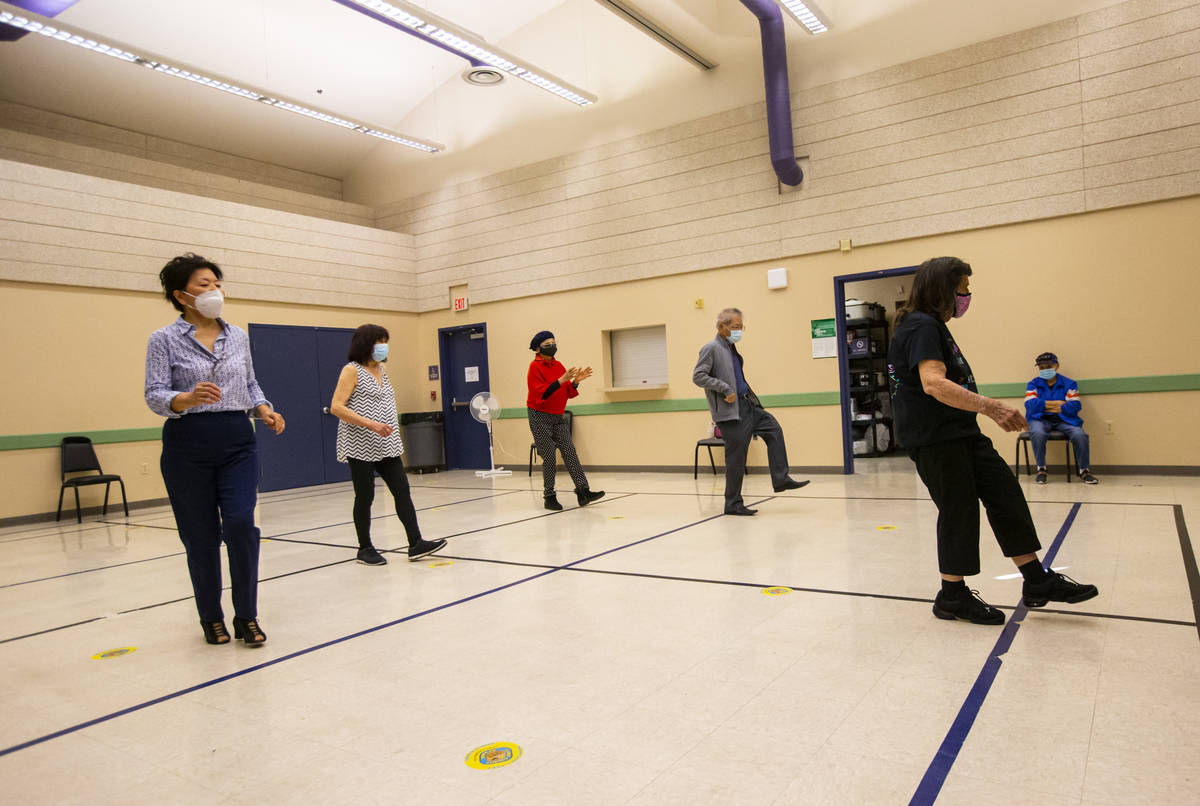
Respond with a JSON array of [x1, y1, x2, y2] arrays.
[[332, 0, 596, 107], [772, 0, 830, 34], [0, 6, 444, 152]]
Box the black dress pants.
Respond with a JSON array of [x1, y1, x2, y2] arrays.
[[160, 412, 260, 622], [717, 397, 791, 510], [909, 433, 1042, 575]]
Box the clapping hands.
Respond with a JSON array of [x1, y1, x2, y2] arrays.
[[566, 366, 593, 384]]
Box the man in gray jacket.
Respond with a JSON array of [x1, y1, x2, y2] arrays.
[[693, 307, 809, 515]]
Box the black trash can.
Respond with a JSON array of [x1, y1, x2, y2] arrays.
[[400, 411, 445, 473]]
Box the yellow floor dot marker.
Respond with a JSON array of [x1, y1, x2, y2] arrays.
[[464, 741, 522, 770], [877, 525, 898, 531], [608, 516, 624, 520], [92, 647, 136, 659], [762, 587, 791, 596], [429, 560, 454, 568]]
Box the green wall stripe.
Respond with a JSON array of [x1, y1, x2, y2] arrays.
[[0, 427, 162, 452], [5, 374, 1198, 449]]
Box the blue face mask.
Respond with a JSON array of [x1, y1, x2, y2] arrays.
[[1039, 368, 1056, 380], [727, 329, 743, 344], [372, 343, 389, 362]]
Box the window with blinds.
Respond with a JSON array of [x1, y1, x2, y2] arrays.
[[609, 325, 668, 387]]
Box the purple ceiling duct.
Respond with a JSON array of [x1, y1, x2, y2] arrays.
[[0, 0, 82, 42], [328, 0, 485, 67], [738, 0, 804, 186]]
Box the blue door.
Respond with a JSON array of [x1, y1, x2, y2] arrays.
[[249, 324, 355, 492], [439, 323, 490, 470], [316, 329, 353, 484]]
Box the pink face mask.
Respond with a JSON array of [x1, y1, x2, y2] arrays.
[[953, 293, 971, 318]]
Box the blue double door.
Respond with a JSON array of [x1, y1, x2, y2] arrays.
[[248, 324, 354, 492]]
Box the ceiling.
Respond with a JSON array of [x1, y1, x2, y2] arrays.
[[0, 0, 1125, 203]]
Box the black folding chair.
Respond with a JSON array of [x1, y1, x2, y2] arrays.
[[57, 436, 128, 523]]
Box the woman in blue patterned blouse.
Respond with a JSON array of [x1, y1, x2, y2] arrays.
[[144, 254, 285, 646]]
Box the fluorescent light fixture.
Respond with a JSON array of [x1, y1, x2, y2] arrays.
[[772, 0, 830, 34], [334, 0, 597, 107], [0, 5, 444, 152], [592, 0, 717, 70]]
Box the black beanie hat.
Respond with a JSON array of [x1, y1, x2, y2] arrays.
[[530, 330, 555, 351]]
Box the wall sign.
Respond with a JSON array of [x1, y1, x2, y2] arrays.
[[811, 318, 837, 359]]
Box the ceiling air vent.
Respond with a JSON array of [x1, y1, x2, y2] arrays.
[[462, 67, 506, 87]]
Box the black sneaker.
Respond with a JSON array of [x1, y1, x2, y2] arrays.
[[1035, 469, 1048, 485], [356, 546, 387, 566], [1023, 570, 1099, 608], [932, 588, 1005, 625], [544, 494, 563, 511], [408, 538, 447, 561], [575, 488, 605, 507], [1079, 470, 1099, 484]]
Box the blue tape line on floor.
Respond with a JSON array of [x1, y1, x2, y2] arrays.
[[0, 496, 750, 759], [908, 502, 1081, 806]]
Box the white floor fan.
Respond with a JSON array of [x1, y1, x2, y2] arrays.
[[470, 391, 512, 478]]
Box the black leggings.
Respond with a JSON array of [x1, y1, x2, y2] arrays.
[[347, 455, 422, 548]]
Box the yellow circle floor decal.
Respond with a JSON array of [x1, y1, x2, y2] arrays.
[[877, 525, 898, 531], [464, 741, 523, 770], [92, 647, 136, 659], [608, 516, 624, 520], [429, 560, 454, 568], [762, 587, 792, 596]]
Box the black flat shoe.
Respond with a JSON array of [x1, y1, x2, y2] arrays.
[[544, 494, 563, 511], [575, 489, 605, 507], [408, 538, 448, 561], [201, 619, 230, 645], [232, 616, 266, 646], [932, 589, 1005, 625], [356, 546, 387, 565], [724, 505, 758, 516], [773, 478, 810, 493], [1023, 571, 1099, 608]]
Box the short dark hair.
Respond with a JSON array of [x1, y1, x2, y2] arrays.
[[160, 253, 223, 313], [348, 324, 390, 364], [897, 256, 972, 322]]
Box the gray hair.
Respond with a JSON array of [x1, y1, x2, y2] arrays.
[[716, 307, 742, 327]]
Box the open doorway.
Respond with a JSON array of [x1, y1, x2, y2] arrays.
[[832, 266, 917, 474]]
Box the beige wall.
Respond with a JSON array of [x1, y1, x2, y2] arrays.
[[409, 195, 1200, 471], [2, 194, 1199, 521], [0, 280, 416, 520], [0, 101, 376, 225], [374, 0, 1200, 312], [0, 159, 417, 311]]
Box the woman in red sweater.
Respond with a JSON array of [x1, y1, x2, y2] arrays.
[[527, 330, 605, 510]]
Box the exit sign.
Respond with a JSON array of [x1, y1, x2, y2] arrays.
[[452, 294, 469, 312]]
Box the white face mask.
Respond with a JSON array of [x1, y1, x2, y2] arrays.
[[184, 289, 224, 319]]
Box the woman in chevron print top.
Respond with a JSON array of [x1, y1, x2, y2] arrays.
[[330, 324, 446, 566]]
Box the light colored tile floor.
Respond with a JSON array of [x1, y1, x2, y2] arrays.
[[0, 462, 1197, 804]]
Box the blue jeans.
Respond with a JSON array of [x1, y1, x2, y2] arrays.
[[1029, 418, 1090, 470]]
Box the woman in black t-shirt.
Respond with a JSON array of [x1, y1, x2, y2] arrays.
[[887, 257, 1097, 625]]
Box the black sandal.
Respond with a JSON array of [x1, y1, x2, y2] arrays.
[[201, 620, 230, 645], [232, 616, 267, 646]]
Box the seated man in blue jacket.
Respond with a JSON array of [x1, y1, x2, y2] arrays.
[[1024, 352, 1098, 484]]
